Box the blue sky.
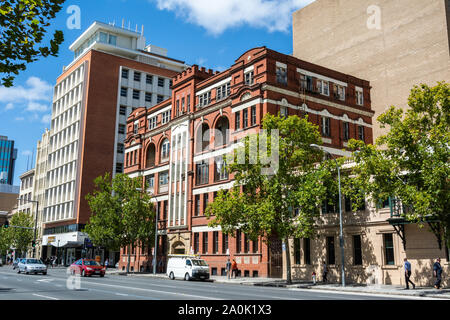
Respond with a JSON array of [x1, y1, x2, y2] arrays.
[[0, 0, 314, 186]]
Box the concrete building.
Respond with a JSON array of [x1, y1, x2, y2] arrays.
[[291, 0, 450, 286], [41, 21, 187, 266], [122, 47, 375, 277], [0, 136, 18, 186]]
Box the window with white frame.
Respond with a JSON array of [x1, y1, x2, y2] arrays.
[[158, 77, 164, 87], [322, 117, 331, 137], [198, 91, 211, 107], [280, 106, 288, 119], [356, 89, 364, 106], [159, 171, 169, 186], [276, 66, 287, 85], [245, 71, 254, 86], [358, 125, 365, 141], [146, 75, 153, 85], [161, 139, 170, 161], [134, 72, 141, 82], [334, 84, 345, 101], [122, 69, 129, 79], [317, 80, 329, 96], [133, 90, 140, 100], [145, 174, 155, 189], [343, 122, 350, 141], [162, 110, 171, 124], [148, 117, 157, 130], [216, 82, 231, 101], [157, 95, 164, 103], [145, 92, 152, 102]]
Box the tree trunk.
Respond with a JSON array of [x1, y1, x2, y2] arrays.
[[283, 238, 292, 285], [126, 244, 131, 274]]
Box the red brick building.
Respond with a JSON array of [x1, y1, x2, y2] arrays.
[[123, 47, 375, 277]]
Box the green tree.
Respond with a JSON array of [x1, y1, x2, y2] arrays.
[[0, 0, 65, 87], [7, 212, 34, 257], [205, 114, 335, 284], [348, 82, 450, 247], [85, 173, 155, 273], [0, 226, 12, 262]]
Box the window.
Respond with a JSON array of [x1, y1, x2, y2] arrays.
[[322, 117, 331, 137], [196, 161, 209, 185], [252, 238, 259, 253], [384, 234, 395, 265], [157, 95, 164, 103], [235, 112, 241, 130], [245, 71, 254, 86], [120, 87, 127, 97], [243, 109, 248, 128], [133, 123, 138, 134], [358, 126, 365, 141], [276, 66, 287, 85], [119, 106, 127, 116], [146, 75, 153, 84], [108, 35, 117, 46], [194, 195, 200, 217], [345, 196, 352, 212], [122, 69, 129, 79], [194, 233, 199, 254], [236, 230, 241, 253], [169, 80, 173, 88], [198, 92, 211, 107], [353, 235, 362, 265], [300, 74, 314, 91], [145, 92, 152, 102], [148, 117, 157, 130], [202, 232, 208, 254], [158, 77, 164, 87], [162, 110, 171, 124], [134, 72, 141, 82], [181, 98, 185, 113], [213, 231, 219, 254], [327, 236, 335, 265], [187, 95, 190, 111], [280, 106, 288, 119], [133, 90, 140, 100], [294, 238, 301, 265], [222, 234, 229, 253], [118, 124, 126, 134], [116, 163, 123, 173], [99, 32, 108, 43], [203, 193, 209, 214], [117, 143, 124, 154], [216, 82, 231, 101], [317, 80, 329, 96], [214, 156, 228, 181], [161, 139, 170, 161], [356, 89, 364, 106], [159, 172, 169, 186], [251, 106, 257, 125], [334, 84, 345, 101], [176, 100, 180, 117], [343, 122, 350, 141], [145, 174, 154, 189], [304, 238, 311, 265]]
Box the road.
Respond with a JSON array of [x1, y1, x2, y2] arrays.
[[0, 266, 433, 300]]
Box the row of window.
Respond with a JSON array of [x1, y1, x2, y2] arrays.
[[192, 231, 259, 255], [120, 87, 165, 103], [175, 95, 190, 117], [235, 106, 257, 130], [122, 69, 172, 88], [320, 116, 365, 141]]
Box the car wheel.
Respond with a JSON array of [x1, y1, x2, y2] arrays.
[[43, 272, 47, 275], [25, 269, 29, 275], [81, 270, 86, 277], [17, 269, 21, 274], [100, 274, 104, 278], [169, 272, 175, 280], [184, 273, 190, 281]]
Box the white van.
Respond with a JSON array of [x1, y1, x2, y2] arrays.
[[166, 255, 210, 281]]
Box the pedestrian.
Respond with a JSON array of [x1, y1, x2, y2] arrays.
[[403, 258, 415, 289], [105, 258, 109, 269], [231, 259, 238, 279], [433, 257, 443, 289], [312, 271, 317, 285], [226, 258, 232, 279], [322, 261, 328, 283], [52, 256, 56, 268]]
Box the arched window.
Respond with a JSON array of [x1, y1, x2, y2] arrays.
[[196, 123, 210, 153], [214, 117, 229, 147], [160, 139, 170, 162], [145, 144, 156, 168]]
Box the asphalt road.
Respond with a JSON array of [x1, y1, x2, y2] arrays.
[[0, 266, 431, 300]]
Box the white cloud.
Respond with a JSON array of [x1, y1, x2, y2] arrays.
[[5, 103, 14, 111], [0, 76, 53, 103], [22, 150, 33, 156], [15, 117, 25, 121], [153, 0, 315, 35], [26, 102, 49, 112], [41, 114, 52, 124]]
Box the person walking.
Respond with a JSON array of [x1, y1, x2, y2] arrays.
[[105, 258, 109, 269], [433, 257, 443, 289], [226, 258, 232, 280], [322, 261, 328, 283], [403, 258, 415, 289], [231, 259, 238, 279]]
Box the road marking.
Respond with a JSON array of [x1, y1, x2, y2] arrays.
[[116, 293, 129, 296], [37, 279, 54, 283], [32, 294, 59, 300]]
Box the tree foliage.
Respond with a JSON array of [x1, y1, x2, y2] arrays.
[[0, 226, 12, 257], [0, 0, 65, 87], [84, 173, 155, 271], [348, 82, 450, 246], [205, 114, 336, 283], [6, 212, 34, 256]]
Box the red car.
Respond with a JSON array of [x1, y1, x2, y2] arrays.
[[69, 259, 106, 277]]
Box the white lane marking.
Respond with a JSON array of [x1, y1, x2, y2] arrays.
[[116, 293, 129, 296], [32, 294, 59, 300], [37, 279, 54, 283]]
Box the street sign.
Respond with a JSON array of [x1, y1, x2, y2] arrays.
[[47, 236, 56, 243]]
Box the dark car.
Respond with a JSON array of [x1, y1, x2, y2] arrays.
[[69, 259, 105, 277]]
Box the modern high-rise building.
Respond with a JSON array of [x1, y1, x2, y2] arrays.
[[41, 21, 187, 265], [0, 136, 18, 185]]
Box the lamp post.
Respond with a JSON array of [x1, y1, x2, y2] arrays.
[[18, 198, 39, 258], [311, 144, 345, 287]]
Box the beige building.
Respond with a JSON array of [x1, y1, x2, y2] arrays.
[[288, 0, 450, 287]]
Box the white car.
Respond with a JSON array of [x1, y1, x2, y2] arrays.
[[18, 258, 47, 275], [166, 255, 210, 281]]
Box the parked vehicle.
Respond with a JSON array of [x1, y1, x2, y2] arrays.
[[17, 259, 47, 275], [12, 258, 23, 270], [69, 259, 106, 277], [166, 255, 210, 281]]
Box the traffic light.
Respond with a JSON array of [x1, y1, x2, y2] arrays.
[[31, 240, 36, 248], [3, 220, 8, 228]]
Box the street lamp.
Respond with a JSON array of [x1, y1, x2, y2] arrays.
[[18, 198, 39, 258], [310, 144, 345, 287]]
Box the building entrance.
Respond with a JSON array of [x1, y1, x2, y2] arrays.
[[269, 238, 283, 278]]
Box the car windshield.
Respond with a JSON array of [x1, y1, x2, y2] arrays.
[[83, 260, 101, 266], [191, 259, 208, 266], [26, 259, 42, 264]]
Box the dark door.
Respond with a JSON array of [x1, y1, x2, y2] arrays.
[[269, 238, 283, 278]]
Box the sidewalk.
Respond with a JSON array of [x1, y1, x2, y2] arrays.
[[111, 271, 450, 299]]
